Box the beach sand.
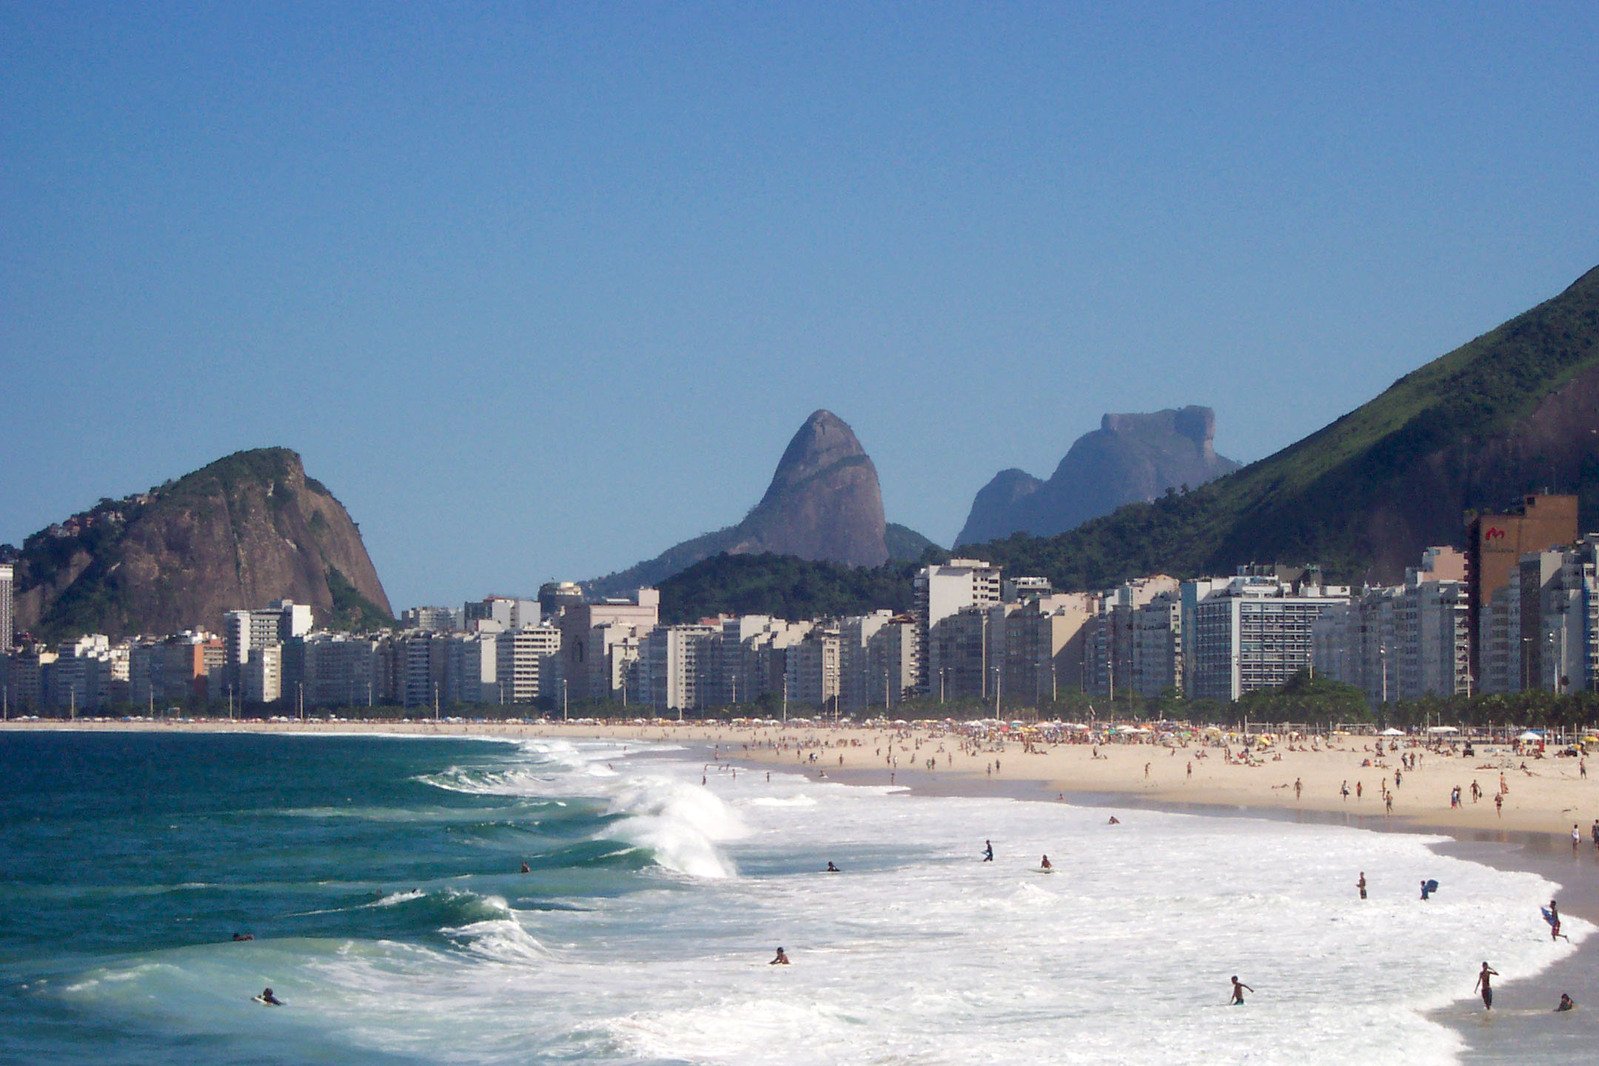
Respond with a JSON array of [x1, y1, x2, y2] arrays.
[[9, 716, 1597, 1058]]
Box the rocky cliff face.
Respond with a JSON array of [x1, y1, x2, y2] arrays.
[[586, 410, 891, 595], [956, 406, 1240, 545], [10, 448, 392, 640]]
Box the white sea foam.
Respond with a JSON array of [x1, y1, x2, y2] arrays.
[[137, 745, 1581, 1065], [605, 776, 747, 879]]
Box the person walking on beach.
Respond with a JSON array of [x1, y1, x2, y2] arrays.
[[1357, 872, 1367, 900], [1294, 777, 1302, 801], [1591, 820, 1599, 849], [1494, 792, 1503, 817], [1573, 824, 1582, 851], [982, 839, 993, 862], [1229, 976, 1253, 1005], [1474, 962, 1498, 1010]]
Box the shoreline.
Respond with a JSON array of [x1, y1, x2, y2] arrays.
[[9, 717, 1597, 1059]]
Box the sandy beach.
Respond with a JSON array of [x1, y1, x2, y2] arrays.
[[8, 716, 1598, 1058], [12, 717, 1590, 851]]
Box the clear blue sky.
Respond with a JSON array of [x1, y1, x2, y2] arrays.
[[4, 2, 1597, 610]]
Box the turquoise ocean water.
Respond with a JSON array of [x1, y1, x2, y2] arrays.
[[0, 730, 1585, 1064]]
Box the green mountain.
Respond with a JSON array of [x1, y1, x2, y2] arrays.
[[973, 263, 1599, 588], [6, 448, 394, 641]]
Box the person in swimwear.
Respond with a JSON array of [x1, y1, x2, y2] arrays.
[[1555, 993, 1575, 1012], [1230, 976, 1253, 1004], [982, 840, 993, 862], [825, 861, 840, 872], [1356, 872, 1366, 900], [770, 947, 790, 965], [1474, 962, 1498, 1010], [1040, 855, 1052, 870], [258, 987, 284, 1006]]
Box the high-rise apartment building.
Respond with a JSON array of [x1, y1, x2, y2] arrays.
[[557, 588, 660, 703], [1467, 494, 1577, 675], [914, 560, 1001, 695], [0, 562, 13, 652]]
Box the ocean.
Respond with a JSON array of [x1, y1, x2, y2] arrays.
[[0, 730, 1583, 1064]]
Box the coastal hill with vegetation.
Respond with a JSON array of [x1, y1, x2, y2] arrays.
[[662, 264, 1599, 619], [4, 448, 393, 641]]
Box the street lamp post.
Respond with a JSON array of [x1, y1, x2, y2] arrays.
[[562, 678, 569, 722]]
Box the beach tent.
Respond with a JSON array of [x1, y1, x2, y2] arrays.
[[1426, 726, 1460, 734]]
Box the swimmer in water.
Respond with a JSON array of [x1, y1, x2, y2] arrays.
[[257, 987, 284, 1006], [1040, 855, 1052, 870], [1230, 976, 1253, 1005], [770, 947, 790, 965], [826, 861, 840, 872], [1555, 993, 1575, 1012]]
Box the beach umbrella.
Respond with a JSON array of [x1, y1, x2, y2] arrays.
[[1518, 730, 1544, 741], [1425, 726, 1459, 734], [1380, 728, 1405, 736]]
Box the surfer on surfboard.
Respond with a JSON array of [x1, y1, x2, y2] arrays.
[[255, 987, 284, 1006]]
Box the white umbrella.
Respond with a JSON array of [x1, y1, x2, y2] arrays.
[[1518, 730, 1545, 742], [1426, 725, 1459, 734], [1380, 727, 1406, 736]]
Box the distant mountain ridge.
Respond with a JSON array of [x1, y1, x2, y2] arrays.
[[968, 263, 1599, 588], [8, 448, 393, 640], [634, 263, 1599, 618], [588, 410, 935, 596], [956, 405, 1240, 545]]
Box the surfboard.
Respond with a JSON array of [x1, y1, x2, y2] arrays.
[[253, 995, 284, 1006], [1542, 907, 1558, 927]]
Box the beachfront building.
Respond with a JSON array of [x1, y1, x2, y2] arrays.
[[224, 600, 314, 694], [862, 612, 918, 711], [447, 632, 499, 705], [495, 625, 561, 704], [914, 559, 1001, 695], [1190, 570, 1349, 701], [926, 605, 993, 703], [1475, 535, 1599, 694], [1084, 576, 1179, 699], [786, 625, 842, 713], [128, 633, 222, 708], [45, 635, 118, 714], [0, 562, 13, 651], [1467, 494, 1578, 679], [300, 633, 384, 708], [1009, 592, 1099, 703], [1311, 548, 1471, 702], [557, 588, 660, 704], [638, 624, 718, 714], [401, 632, 448, 709], [241, 643, 283, 705]]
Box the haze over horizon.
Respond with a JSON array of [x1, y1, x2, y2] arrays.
[[4, 3, 1597, 609]]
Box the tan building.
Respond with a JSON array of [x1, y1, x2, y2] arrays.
[[1468, 494, 1577, 673]]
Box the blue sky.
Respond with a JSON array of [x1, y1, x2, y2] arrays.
[[3, 2, 1597, 610]]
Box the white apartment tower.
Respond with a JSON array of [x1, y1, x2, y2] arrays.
[[914, 559, 1001, 695]]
